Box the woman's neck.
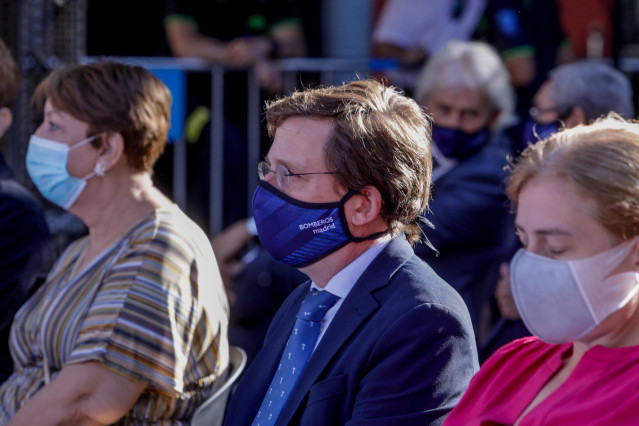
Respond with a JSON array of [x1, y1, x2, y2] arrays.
[[72, 171, 171, 252], [574, 295, 639, 353]]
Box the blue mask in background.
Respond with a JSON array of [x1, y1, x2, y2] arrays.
[[26, 134, 98, 209], [522, 119, 561, 146], [252, 181, 386, 268], [431, 125, 490, 159]]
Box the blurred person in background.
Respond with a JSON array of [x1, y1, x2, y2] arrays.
[[445, 115, 639, 425], [372, 0, 485, 95], [164, 0, 308, 231], [413, 40, 515, 338], [475, 0, 570, 121], [0, 39, 53, 383], [518, 60, 635, 152], [0, 61, 229, 425]]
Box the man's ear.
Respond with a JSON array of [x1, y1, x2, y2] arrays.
[[0, 107, 13, 139], [565, 106, 587, 128], [96, 132, 125, 171], [347, 185, 384, 228]]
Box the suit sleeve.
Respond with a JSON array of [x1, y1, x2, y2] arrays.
[[347, 302, 478, 425], [424, 165, 509, 254]]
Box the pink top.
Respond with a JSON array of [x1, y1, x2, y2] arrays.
[[444, 336, 639, 425]]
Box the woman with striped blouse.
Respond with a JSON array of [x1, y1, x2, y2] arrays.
[[0, 61, 229, 424]]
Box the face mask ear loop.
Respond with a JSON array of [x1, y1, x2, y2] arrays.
[[338, 189, 389, 243], [76, 134, 106, 181], [569, 237, 639, 324], [567, 262, 600, 324], [69, 134, 98, 150], [81, 162, 107, 181]]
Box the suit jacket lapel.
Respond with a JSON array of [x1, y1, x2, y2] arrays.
[[277, 237, 414, 424]]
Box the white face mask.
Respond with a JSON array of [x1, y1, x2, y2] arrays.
[[510, 237, 639, 344]]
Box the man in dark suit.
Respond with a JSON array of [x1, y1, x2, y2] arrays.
[[412, 41, 516, 337], [224, 79, 478, 425]]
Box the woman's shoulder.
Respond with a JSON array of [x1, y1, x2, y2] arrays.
[[483, 336, 568, 371], [124, 204, 214, 265]]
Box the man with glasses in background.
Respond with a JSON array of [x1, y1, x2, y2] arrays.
[[224, 79, 478, 425], [518, 60, 635, 153]]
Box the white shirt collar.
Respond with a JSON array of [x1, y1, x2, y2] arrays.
[[311, 236, 391, 298]]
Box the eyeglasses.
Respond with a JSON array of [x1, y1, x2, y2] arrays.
[[529, 106, 571, 121], [257, 161, 337, 189]]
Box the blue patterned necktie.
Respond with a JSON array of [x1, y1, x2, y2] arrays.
[[253, 288, 340, 426]]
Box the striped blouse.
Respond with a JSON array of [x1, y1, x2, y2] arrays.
[[0, 205, 229, 424]]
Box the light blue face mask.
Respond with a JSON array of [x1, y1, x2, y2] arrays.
[[26, 134, 102, 209]]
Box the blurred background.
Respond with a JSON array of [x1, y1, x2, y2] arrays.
[[1, 0, 638, 238]]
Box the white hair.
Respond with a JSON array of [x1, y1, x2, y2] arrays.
[[414, 40, 516, 130]]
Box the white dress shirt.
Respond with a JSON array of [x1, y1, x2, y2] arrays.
[[310, 236, 391, 350]]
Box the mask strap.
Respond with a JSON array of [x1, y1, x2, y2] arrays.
[[338, 189, 389, 243], [76, 134, 106, 180], [70, 132, 104, 150]]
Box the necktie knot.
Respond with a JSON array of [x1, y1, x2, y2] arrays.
[[296, 289, 340, 322]]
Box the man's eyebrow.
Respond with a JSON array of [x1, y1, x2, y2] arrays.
[[267, 156, 298, 173]]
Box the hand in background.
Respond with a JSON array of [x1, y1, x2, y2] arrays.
[[495, 262, 521, 320], [211, 218, 255, 303]]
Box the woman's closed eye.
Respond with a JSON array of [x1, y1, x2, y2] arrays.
[[47, 120, 60, 132]]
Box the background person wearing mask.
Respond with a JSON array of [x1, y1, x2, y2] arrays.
[[519, 60, 635, 152], [445, 115, 639, 425], [413, 40, 516, 338]]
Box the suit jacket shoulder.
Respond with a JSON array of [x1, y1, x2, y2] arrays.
[[225, 236, 478, 426]]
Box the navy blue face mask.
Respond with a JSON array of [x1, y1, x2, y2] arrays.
[[522, 119, 561, 146], [252, 181, 387, 268], [431, 124, 490, 159]]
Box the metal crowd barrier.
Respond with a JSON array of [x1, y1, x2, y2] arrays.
[[82, 56, 397, 236]]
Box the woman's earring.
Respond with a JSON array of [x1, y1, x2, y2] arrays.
[[94, 163, 106, 177]]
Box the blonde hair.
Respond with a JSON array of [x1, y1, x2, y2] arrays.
[[507, 114, 639, 239]]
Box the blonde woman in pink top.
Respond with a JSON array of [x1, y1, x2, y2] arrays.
[[445, 114, 639, 425]]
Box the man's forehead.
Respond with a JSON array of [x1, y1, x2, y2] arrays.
[[428, 85, 488, 108], [268, 117, 333, 168]]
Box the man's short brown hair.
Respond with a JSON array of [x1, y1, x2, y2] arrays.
[[265, 79, 433, 244], [33, 61, 171, 173], [0, 39, 20, 109]]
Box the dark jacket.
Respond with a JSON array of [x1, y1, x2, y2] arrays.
[[415, 134, 514, 330], [0, 154, 52, 381], [224, 236, 478, 425]]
